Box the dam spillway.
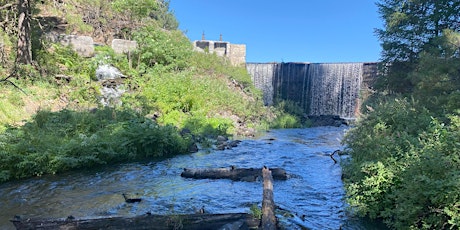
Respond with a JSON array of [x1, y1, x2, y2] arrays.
[[246, 62, 378, 119]]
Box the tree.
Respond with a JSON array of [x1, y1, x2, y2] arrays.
[[375, 0, 460, 93], [150, 0, 178, 30], [377, 0, 460, 62], [15, 0, 32, 65], [343, 1, 460, 228]]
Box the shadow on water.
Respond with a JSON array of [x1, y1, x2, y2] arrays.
[[0, 126, 388, 230]]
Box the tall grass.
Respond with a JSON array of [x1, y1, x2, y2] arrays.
[[0, 108, 191, 182]]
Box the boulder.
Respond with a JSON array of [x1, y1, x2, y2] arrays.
[[96, 64, 126, 80]]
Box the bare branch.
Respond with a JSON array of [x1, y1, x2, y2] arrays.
[[330, 149, 341, 164], [1, 71, 27, 95]]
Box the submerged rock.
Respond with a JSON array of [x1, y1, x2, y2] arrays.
[[215, 139, 242, 151], [307, 115, 347, 127]]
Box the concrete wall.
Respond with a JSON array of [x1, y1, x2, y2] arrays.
[[46, 33, 137, 57], [193, 40, 246, 66], [46, 34, 95, 57], [228, 44, 246, 66], [47, 34, 245, 67], [112, 39, 137, 54]]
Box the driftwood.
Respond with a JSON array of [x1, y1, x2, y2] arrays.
[[329, 149, 342, 164], [261, 167, 277, 230], [12, 167, 284, 229], [181, 167, 288, 181], [122, 193, 142, 203], [11, 213, 260, 230]]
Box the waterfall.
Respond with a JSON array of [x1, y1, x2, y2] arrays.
[[96, 64, 126, 107], [246, 63, 275, 106], [308, 63, 363, 118], [247, 62, 367, 119]]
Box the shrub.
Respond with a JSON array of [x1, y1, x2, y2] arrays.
[[133, 26, 193, 71], [0, 108, 191, 182], [269, 99, 305, 128], [342, 97, 460, 229]]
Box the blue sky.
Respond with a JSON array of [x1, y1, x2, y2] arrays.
[[169, 1, 383, 63]]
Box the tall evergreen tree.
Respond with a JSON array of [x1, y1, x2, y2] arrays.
[[375, 0, 460, 93]]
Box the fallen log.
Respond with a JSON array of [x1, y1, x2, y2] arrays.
[[261, 167, 277, 230], [181, 167, 288, 181], [11, 213, 260, 230]]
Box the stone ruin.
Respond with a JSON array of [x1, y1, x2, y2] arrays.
[[45, 33, 137, 57]]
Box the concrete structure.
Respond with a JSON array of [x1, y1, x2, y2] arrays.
[[45, 33, 245, 67], [246, 62, 379, 119], [111, 39, 137, 54], [46, 33, 138, 57], [193, 40, 246, 66], [46, 33, 95, 57]]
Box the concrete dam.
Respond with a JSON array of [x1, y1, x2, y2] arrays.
[[246, 62, 378, 119]]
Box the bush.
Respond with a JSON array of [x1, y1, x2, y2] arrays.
[[127, 54, 269, 136], [389, 116, 460, 229], [269, 99, 305, 128], [342, 97, 460, 229], [0, 108, 191, 182], [133, 26, 193, 71]]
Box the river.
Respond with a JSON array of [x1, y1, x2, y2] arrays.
[[0, 126, 387, 229]]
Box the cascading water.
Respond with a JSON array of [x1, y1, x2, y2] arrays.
[[246, 63, 275, 106], [96, 64, 126, 107], [247, 62, 368, 119], [308, 63, 363, 118]]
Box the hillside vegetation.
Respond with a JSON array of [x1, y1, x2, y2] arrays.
[[0, 0, 300, 183]]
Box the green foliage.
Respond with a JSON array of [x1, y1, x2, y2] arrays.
[[347, 4, 460, 227], [131, 61, 264, 136], [111, 0, 158, 20], [188, 52, 257, 90], [410, 51, 460, 115], [133, 26, 193, 71], [0, 0, 277, 185], [391, 117, 460, 229], [269, 112, 301, 129], [0, 96, 24, 132], [62, 3, 94, 34], [0, 108, 191, 182], [37, 44, 87, 77], [92, 45, 138, 79], [250, 204, 262, 219], [182, 115, 233, 137], [15, 64, 41, 80], [148, 0, 178, 30], [375, 0, 460, 93], [268, 99, 311, 129], [342, 96, 460, 228], [0, 30, 14, 69], [376, 0, 460, 63]]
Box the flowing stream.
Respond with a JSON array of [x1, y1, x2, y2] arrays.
[[0, 126, 387, 229]]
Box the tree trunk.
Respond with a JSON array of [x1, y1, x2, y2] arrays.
[[181, 167, 288, 181], [11, 213, 260, 230], [261, 167, 277, 230], [16, 0, 32, 65]]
